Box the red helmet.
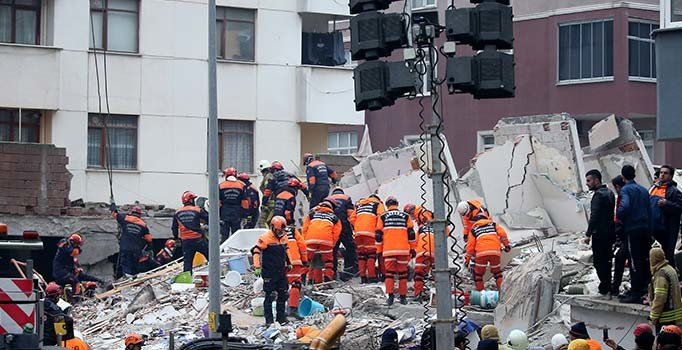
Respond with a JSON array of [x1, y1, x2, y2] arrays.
[[403, 204, 416, 215], [69, 233, 83, 246], [130, 206, 143, 217], [271, 161, 284, 171], [165, 239, 176, 249], [181, 191, 197, 205], [46, 282, 62, 298], [237, 172, 250, 182], [270, 216, 287, 231], [288, 177, 301, 188], [303, 153, 314, 165], [223, 167, 237, 178], [125, 333, 144, 347], [385, 196, 399, 207]]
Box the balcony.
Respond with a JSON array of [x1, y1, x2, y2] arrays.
[[0, 44, 60, 109], [298, 0, 351, 17], [298, 65, 363, 125]]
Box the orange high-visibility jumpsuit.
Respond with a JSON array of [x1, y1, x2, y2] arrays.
[[465, 217, 510, 291], [414, 224, 435, 296], [377, 205, 416, 297], [285, 227, 308, 309], [354, 196, 385, 280], [302, 206, 342, 284], [460, 200, 489, 243]]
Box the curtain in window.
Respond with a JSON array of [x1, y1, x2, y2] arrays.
[[15, 9, 37, 44], [87, 128, 102, 167], [106, 116, 136, 169], [220, 121, 253, 173], [0, 6, 10, 43]]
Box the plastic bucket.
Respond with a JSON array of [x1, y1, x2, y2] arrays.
[[224, 271, 242, 287], [298, 297, 325, 317], [332, 292, 353, 311], [470, 290, 498, 309], [251, 297, 265, 316], [228, 255, 249, 274]]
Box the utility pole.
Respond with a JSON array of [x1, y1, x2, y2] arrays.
[[207, 0, 221, 337]]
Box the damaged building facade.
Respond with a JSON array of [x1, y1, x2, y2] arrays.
[[365, 0, 682, 170]]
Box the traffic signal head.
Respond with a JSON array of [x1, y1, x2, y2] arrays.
[[353, 60, 418, 111], [445, 49, 515, 99], [351, 12, 408, 61]]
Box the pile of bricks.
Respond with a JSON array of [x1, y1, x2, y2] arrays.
[[0, 142, 71, 216]]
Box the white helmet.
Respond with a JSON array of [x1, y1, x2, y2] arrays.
[[551, 334, 568, 350], [258, 160, 271, 171], [508, 330, 529, 350], [456, 201, 470, 216]]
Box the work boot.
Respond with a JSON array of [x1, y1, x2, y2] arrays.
[[277, 317, 289, 325], [619, 294, 642, 304], [399, 295, 408, 305], [361, 277, 368, 284], [289, 307, 303, 320], [265, 318, 274, 326], [368, 277, 379, 284], [386, 294, 395, 306]]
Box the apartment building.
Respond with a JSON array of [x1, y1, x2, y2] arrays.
[[0, 0, 362, 207]]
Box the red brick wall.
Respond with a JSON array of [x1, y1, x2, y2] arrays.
[[0, 142, 70, 215]]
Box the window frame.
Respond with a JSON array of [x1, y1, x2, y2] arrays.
[[216, 6, 256, 62], [0, 0, 42, 45], [476, 130, 495, 153], [628, 18, 658, 82], [411, 0, 437, 11], [89, 0, 140, 53], [557, 18, 614, 85], [0, 108, 41, 143], [87, 114, 138, 170], [328, 131, 358, 155], [662, 0, 682, 29], [218, 120, 254, 172], [638, 129, 655, 161]]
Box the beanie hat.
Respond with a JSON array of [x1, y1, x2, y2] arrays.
[[478, 339, 499, 350], [568, 340, 590, 350], [633, 323, 654, 338], [551, 334, 569, 350], [569, 322, 590, 339], [481, 325, 501, 341]]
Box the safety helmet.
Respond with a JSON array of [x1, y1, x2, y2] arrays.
[[270, 216, 287, 232], [403, 204, 416, 215], [368, 193, 381, 201], [319, 199, 336, 210], [415, 205, 433, 224], [258, 160, 271, 171], [46, 282, 62, 298], [69, 233, 83, 246], [507, 330, 529, 350], [288, 177, 302, 188], [125, 333, 144, 347], [223, 167, 237, 178], [331, 187, 344, 195], [130, 206, 143, 217], [237, 172, 250, 182], [456, 201, 470, 216], [385, 196, 399, 207], [181, 191, 198, 205], [165, 239, 176, 250], [303, 153, 314, 165], [271, 161, 284, 171], [64, 337, 91, 350]]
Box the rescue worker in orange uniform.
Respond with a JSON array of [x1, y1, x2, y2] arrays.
[[111, 204, 152, 277], [124, 333, 145, 350], [413, 216, 435, 300], [285, 225, 308, 320], [238, 172, 260, 229], [377, 196, 416, 305], [172, 191, 209, 273], [329, 188, 358, 280], [252, 216, 291, 325], [302, 200, 342, 284], [464, 212, 511, 291], [263, 161, 292, 201], [304, 153, 338, 209], [457, 200, 490, 243], [155, 239, 177, 266], [274, 177, 302, 225], [219, 168, 249, 241], [355, 194, 385, 283]]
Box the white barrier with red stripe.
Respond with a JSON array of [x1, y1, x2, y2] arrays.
[[0, 279, 36, 335]]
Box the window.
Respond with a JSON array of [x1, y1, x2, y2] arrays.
[[412, 0, 436, 9], [663, 0, 682, 28], [328, 131, 358, 155], [216, 7, 255, 62], [0, 0, 41, 45], [416, 49, 435, 95], [88, 114, 137, 169], [628, 21, 658, 80], [558, 20, 613, 82], [0, 108, 40, 142], [673, 0, 682, 24], [477, 131, 495, 153], [219, 120, 253, 172], [90, 0, 139, 52], [638, 129, 655, 161]]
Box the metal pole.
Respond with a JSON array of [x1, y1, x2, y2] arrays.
[[207, 0, 221, 338], [427, 44, 455, 350]]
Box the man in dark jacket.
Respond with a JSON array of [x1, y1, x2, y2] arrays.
[[43, 282, 72, 346], [584, 169, 616, 297], [611, 175, 630, 297], [304, 153, 337, 209], [649, 165, 682, 268], [329, 188, 358, 280], [617, 165, 652, 303], [111, 204, 152, 277]]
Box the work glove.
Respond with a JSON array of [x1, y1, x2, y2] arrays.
[[503, 246, 511, 253], [254, 268, 262, 277], [410, 249, 416, 258]]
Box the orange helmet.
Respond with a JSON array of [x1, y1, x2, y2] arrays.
[[223, 167, 237, 178], [125, 333, 144, 347], [270, 216, 287, 231], [237, 172, 250, 182], [288, 177, 302, 188], [661, 325, 682, 336], [181, 191, 197, 205], [403, 204, 416, 215], [45, 282, 62, 298], [303, 153, 314, 165], [69, 233, 83, 246], [385, 196, 399, 207], [130, 206, 143, 217], [165, 239, 176, 249], [271, 161, 284, 171], [415, 205, 434, 224]]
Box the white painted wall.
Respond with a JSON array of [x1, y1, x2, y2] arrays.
[[0, 0, 363, 207]]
